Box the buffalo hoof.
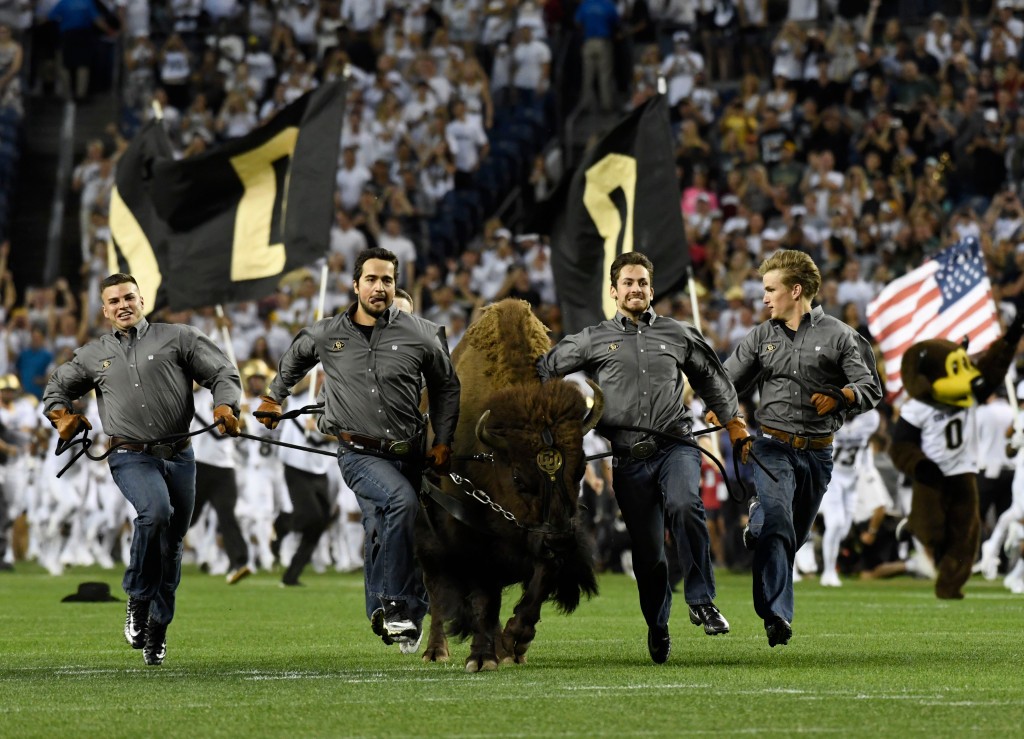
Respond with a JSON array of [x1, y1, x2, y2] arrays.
[[464, 656, 499, 673], [422, 645, 450, 662]]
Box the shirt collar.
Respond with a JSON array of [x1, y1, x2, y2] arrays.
[[615, 307, 657, 329], [344, 303, 398, 326], [770, 305, 823, 329], [113, 317, 149, 339]]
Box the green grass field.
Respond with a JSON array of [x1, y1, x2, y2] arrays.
[[1, 566, 1021, 737]]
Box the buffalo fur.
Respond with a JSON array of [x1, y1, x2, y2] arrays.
[[416, 299, 598, 668]]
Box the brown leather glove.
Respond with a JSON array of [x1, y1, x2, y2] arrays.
[[705, 410, 721, 428], [45, 407, 92, 442], [425, 443, 452, 474], [213, 405, 241, 437], [724, 416, 752, 463], [811, 388, 856, 416], [255, 395, 282, 430]]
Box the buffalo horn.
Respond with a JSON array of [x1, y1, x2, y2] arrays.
[[582, 380, 604, 433], [475, 410, 508, 450]]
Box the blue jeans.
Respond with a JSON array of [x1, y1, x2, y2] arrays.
[[612, 441, 712, 630], [108, 447, 196, 625], [750, 437, 833, 624], [337, 448, 427, 623]]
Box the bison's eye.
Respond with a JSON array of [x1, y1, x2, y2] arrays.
[[511, 469, 533, 495]]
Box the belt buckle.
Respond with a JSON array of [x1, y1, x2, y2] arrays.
[[387, 440, 411, 456], [792, 435, 808, 450], [630, 440, 657, 460], [149, 443, 174, 460]]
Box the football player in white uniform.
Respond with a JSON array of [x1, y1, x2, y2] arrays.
[[818, 409, 881, 586]]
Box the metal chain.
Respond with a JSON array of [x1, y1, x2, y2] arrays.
[[448, 472, 519, 525]]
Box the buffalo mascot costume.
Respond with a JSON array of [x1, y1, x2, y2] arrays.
[[890, 313, 1023, 599]]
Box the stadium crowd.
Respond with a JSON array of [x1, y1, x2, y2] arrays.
[[0, 0, 1023, 597]]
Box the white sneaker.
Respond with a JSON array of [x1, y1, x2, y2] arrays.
[[1007, 577, 1024, 594], [977, 554, 1000, 581], [820, 571, 842, 587], [399, 629, 424, 655]]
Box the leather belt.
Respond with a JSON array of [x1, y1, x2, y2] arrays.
[[109, 436, 192, 459], [338, 431, 413, 457], [761, 426, 833, 450], [612, 424, 692, 460]]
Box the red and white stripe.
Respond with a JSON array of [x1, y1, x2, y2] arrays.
[[867, 261, 1000, 398]]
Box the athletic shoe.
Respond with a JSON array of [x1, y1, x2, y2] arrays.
[[688, 603, 730, 635], [765, 616, 792, 648], [124, 597, 150, 649], [226, 565, 252, 585], [382, 600, 418, 640], [647, 625, 671, 664], [398, 628, 424, 655], [370, 608, 395, 645], [820, 570, 842, 587], [143, 619, 167, 666]]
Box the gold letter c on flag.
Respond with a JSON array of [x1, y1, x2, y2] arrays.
[[229, 127, 300, 281], [582, 153, 638, 320]]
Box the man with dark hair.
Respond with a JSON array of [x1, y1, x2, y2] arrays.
[[537, 251, 748, 664], [42, 273, 242, 666], [255, 247, 460, 653], [713, 249, 881, 647]]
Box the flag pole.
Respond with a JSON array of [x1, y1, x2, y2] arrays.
[[307, 263, 330, 404], [214, 304, 248, 409], [687, 266, 702, 334]]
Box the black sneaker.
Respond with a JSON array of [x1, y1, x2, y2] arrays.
[[370, 608, 395, 645], [143, 618, 168, 665], [124, 597, 150, 649], [688, 603, 730, 635], [765, 616, 792, 648], [382, 600, 418, 640], [647, 625, 671, 664]]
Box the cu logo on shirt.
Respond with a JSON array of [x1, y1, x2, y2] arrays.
[[328, 340, 345, 352], [101, 360, 111, 369], [608, 343, 619, 352], [764, 343, 776, 352]]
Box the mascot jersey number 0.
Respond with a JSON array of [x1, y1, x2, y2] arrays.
[[890, 312, 1023, 599]]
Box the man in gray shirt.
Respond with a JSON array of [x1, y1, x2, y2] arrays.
[[537, 251, 749, 664], [256, 247, 460, 653], [43, 273, 242, 666], [712, 249, 881, 648]]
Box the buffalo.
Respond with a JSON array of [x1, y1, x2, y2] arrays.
[[416, 299, 603, 672]]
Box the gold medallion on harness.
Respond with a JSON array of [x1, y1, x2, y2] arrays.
[[536, 448, 563, 479]]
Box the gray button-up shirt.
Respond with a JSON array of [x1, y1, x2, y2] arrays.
[[536, 309, 740, 449], [723, 305, 882, 436], [42, 318, 241, 440], [267, 304, 461, 445]]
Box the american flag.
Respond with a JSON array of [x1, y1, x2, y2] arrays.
[[866, 238, 1000, 398]]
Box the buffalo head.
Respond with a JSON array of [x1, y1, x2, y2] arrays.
[[472, 379, 604, 556]]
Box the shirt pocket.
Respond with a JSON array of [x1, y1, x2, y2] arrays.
[[813, 343, 843, 372]]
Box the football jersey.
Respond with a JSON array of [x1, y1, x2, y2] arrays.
[[830, 409, 880, 483], [898, 399, 977, 476]]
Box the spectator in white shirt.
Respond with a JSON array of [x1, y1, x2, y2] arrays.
[[376, 216, 418, 288], [445, 98, 489, 189], [512, 25, 551, 108], [660, 32, 704, 108], [472, 229, 519, 301], [336, 145, 372, 211], [836, 260, 875, 322], [329, 208, 369, 271]]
